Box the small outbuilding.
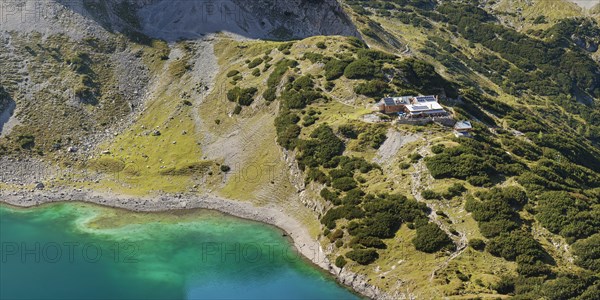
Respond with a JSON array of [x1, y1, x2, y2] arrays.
[[454, 120, 473, 137]]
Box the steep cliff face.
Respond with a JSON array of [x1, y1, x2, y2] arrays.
[[135, 0, 360, 40], [0, 0, 358, 40]]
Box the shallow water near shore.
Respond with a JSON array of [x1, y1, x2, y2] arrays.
[[0, 203, 359, 299]]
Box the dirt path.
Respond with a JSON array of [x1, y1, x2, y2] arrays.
[[409, 141, 468, 281], [188, 36, 218, 137]]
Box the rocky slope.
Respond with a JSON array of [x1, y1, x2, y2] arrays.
[[16, 0, 360, 41]]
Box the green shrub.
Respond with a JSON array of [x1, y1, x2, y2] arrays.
[[338, 124, 359, 139], [540, 273, 592, 300], [342, 189, 364, 206], [536, 191, 599, 243], [332, 177, 357, 191], [445, 183, 466, 198], [226, 70, 239, 77], [344, 59, 377, 79], [328, 229, 344, 242], [279, 88, 324, 109], [263, 87, 277, 102], [456, 271, 470, 282], [324, 59, 352, 80], [231, 74, 243, 83], [330, 169, 356, 181], [572, 234, 600, 272], [305, 168, 328, 184], [303, 52, 325, 63], [409, 153, 422, 162], [467, 175, 491, 187], [354, 80, 392, 98], [516, 260, 552, 277], [347, 36, 367, 48], [397, 57, 458, 97], [321, 205, 365, 229], [346, 249, 379, 265], [469, 238, 486, 251], [247, 57, 264, 68], [17, 135, 35, 150], [533, 15, 547, 24], [356, 125, 387, 150], [292, 75, 314, 91], [492, 276, 515, 294], [232, 105, 242, 115], [324, 81, 335, 91], [274, 110, 301, 149], [486, 231, 546, 262], [251, 68, 260, 77], [267, 59, 298, 88], [467, 194, 516, 223], [412, 223, 455, 253], [335, 255, 347, 268], [357, 49, 397, 61], [227, 86, 258, 106], [320, 188, 341, 205], [277, 42, 294, 52], [421, 189, 440, 200], [220, 165, 231, 172], [431, 144, 445, 154], [316, 41, 327, 49], [478, 219, 519, 238], [297, 125, 344, 167]]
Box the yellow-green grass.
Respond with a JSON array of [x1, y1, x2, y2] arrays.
[[494, 0, 584, 29], [334, 223, 516, 298], [217, 115, 284, 201], [440, 248, 517, 298], [0, 32, 173, 164], [197, 36, 325, 231], [85, 42, 216, 195], [342, 223, 510, 298]]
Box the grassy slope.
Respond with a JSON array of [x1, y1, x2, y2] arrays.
[[87, 42, 214, 195], [492, 0, 584, 29], [335, 1, 599, 297]]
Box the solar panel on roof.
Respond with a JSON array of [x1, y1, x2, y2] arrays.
[[416, 96, 436, 102], [384, 98, 395, 105]]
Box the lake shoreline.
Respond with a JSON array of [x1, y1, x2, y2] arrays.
[[0, 189, 395, 300]]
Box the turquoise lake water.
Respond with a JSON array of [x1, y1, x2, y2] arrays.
[[0, 203, 359, 299]]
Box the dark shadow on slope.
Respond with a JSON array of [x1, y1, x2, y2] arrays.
[[0, 98, 16, 136], [55, 0, 361, 43]]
